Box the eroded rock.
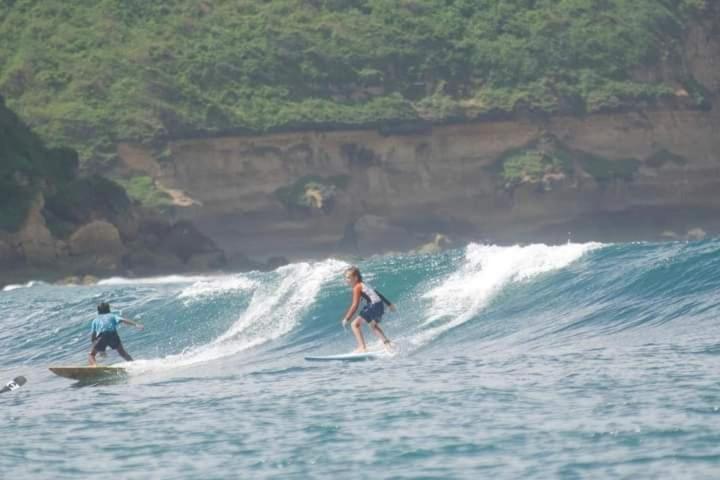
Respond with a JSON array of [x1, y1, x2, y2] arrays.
[[17, 194, 56, 265], [69, 221, 125, 257], [413, 234, 452, 255]]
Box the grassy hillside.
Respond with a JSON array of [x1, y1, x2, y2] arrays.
[[0, 0, 711, 166]]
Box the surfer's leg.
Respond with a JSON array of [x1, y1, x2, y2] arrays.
[[350, 317, 367, 352], [116, 344, 133, 362], [89, 335, 105, 366], [369, 320, 391, 349]]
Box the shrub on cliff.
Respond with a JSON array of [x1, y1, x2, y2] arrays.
[[275, 175, 350, 213], [0, 0, 714, 165], [496, 138, 643, 189], [0, 95, 79, 231], [0, 181, 33, 231], [45, 175, 131, 226], [0, 93, 137, 236], [502, 151, 567, 187], [114, 175, 173, 209]]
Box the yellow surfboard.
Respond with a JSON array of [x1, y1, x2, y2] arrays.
[[49, 366, 128, 381]]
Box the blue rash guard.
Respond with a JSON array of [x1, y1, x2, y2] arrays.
[[91, 313, 120, 335]]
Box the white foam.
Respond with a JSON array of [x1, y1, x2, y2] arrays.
[[410, 242, 601, 345], [178, 275, 258, 302], [2, 281, 44, 292], [127, 259, 348, 372], [98, 274, 214, 286]]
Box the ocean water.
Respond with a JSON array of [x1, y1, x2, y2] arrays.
[[3, 240, 720, 479]]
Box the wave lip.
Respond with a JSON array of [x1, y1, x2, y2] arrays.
[[128, 259, 348, 372], [412, 242, 602, 345], [178, 275, 258, 302]]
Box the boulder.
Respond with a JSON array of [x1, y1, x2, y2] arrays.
[[161, 220, 221, 262], [44, 175, 132, 227], [687, 228, 707, 241], [18, 221, 56, 265], [413, 234, 452, 255], [69, 221, 125, 257]]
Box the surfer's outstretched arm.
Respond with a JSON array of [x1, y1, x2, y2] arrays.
[[120, 318, 144, 330], [376, 290, 396, 312]]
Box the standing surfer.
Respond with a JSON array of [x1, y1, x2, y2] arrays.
[[341, 266, 395, 353], [89, 302, 144, 366]]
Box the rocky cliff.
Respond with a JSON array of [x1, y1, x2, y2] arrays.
[[0, 96, 232, 286], [117, 105, 719, 259], [115, 14, 720, 259]]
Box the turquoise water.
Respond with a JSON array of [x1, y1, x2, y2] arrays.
[[3, 241, 720, 479]]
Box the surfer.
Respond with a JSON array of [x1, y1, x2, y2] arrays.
[[341, 266, 396, 353], [89, 302, 144, 366]]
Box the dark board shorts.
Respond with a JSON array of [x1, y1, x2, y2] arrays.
[[359, 302, 385, 323], [93, 331, 122, 352]]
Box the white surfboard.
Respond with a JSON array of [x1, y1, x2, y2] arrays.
[[304, 350, 390, 362]]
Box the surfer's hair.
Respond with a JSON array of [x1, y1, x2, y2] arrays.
[[345, 266, 362, 281], [97, 302, 111, 314]]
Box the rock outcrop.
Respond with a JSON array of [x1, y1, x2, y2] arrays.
[[117, 101, 720, 256], [0, 92, 233, 288], [413, 234, 452, 255], [69, 221, 125, 257], [16, 194, 56, 265]]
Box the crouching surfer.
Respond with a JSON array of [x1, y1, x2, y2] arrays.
[[89, 302, 144, 366], [341, 266, 396, 353]]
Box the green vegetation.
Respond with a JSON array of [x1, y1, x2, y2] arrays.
[[497, 138, 644, 188], [0, 0, 712, 165], [0, 94, 133, 234], [501, 149, 572, 186], [573, 151, 640, 183], [275, 175, 350, 210], [0, 94, 79, 230], [114, 175, 173, 208], [0, 95, 78, 181], [45, 175, 131, 225], [0, 182, 33, 231], [645, 149, 688, 168]]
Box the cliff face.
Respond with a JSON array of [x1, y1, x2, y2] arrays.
[[115, 13, 720, 259], [118, 106, 719, 258], [0, 96, 230, 286]]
